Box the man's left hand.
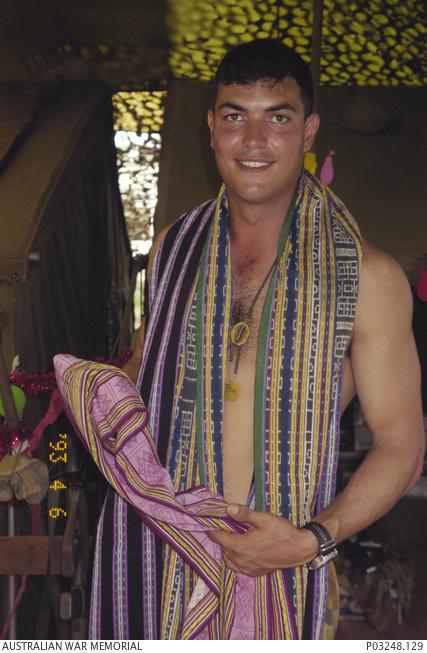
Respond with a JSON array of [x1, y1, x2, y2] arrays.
[[208, 504, 318, 576]]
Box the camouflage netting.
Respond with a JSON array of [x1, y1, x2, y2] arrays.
[[168, 0, 427, 85], [110, 1, 426, 251], [113, 92, 166, 244], [113, 92, 166, 134], [24, 41, 168, 89]]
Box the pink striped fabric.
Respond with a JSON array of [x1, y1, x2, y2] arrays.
[[54, 353, 256, 639]]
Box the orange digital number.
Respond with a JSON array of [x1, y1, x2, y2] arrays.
[[50, 441, 67, 452], [49, 436, 68, 464], [49, 480, 67, 491], [49, 451, 68, 463], [49, 507, 67, 519], [48, 434, 69, 518]]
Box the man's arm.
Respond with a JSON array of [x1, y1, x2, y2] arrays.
[[209, 243, 425, 575], [121, 320, 145, 384], [316, 242, 424, 541], [121, 226, 172, 383]]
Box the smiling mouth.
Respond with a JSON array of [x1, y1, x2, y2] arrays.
[[237, 160, 272, 169]]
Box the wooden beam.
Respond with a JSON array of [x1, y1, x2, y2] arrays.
[[0, 536, 63, 575], [310, 0, 325, 115]]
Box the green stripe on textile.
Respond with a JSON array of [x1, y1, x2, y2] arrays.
[[254, 195, 296, 511], [196, 221, 214, 487]]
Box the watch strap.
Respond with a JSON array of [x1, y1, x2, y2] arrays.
[[303, 521, 336, 552], [302, 521, 337, 570]]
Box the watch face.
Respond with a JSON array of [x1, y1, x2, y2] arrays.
[[309, 556, 324, 571], [307, 549, 338, 571]]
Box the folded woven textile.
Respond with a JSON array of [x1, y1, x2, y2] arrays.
[[54, 353, 255, 639]]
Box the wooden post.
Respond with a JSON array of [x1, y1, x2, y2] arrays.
[[0, 326, 19, 638], [310, 0, 324, 115], [7, 505, 16, 639]]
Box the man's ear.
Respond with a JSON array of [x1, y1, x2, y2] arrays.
[[303, 113, 320, 152], [207, 109, 214, 148]]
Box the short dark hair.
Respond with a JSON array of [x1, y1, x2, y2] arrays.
[[213, 38, 314, 118]]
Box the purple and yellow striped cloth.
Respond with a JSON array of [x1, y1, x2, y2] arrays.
[[54, 354, 256, 639], [56, 170, 362, 639]]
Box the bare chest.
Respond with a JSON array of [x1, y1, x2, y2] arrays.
[[222, 257, 275, 503], [230, 256, 275, 356]]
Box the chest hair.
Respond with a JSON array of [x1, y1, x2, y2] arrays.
[[231, 255, 272, 347]]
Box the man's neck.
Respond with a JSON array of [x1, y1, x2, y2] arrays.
[[227, 190, 295, 255]]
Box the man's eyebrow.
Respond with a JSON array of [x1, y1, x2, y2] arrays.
[[265, 102, 297, 113], [217, 101, 297, 113], [217, 102, 246, 111]]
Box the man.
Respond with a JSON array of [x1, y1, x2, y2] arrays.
[[92, 39, 424, 639]]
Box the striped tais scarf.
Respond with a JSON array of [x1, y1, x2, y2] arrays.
[[89, 170, 362, 639]]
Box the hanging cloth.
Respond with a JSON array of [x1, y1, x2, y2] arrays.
[[88, 170, 362, 639]]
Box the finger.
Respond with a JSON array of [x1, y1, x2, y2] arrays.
[[226, 504, 265, 527], [224, 555, 269, 577], [207, 530, 236, 548], [223, 553, 263, 577], [223, 551, 239, 572]]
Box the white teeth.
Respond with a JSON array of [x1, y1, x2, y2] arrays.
[[239, 161, 270, 168]]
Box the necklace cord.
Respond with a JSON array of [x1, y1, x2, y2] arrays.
[[230, 254, 279, 375]]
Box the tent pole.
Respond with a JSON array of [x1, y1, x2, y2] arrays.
[[310, 0, 324, 115], [0, 328, 19, 639], [7, 504, 16, 640]]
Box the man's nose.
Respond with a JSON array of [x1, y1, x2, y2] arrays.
[[242, 119, 267, 148]]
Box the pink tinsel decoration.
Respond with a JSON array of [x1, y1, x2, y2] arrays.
[[320, 149, 335, 186], [8, 348, 133, 398]]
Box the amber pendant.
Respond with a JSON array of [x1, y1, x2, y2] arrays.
[[224, 380, 240, 401], [230, 321, 250, 346]]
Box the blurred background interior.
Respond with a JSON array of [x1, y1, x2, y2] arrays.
[[0, 0, 425, 640]]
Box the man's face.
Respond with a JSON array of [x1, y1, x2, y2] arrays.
[[207, 78, 319, 211]]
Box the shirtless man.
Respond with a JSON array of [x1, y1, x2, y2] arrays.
[[123, 38, 424, 632]]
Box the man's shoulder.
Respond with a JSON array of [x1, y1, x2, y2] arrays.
[[147, 224, 173, 278], [176, 197, 217, 232], [302, 171, 361, 240], [157, 197, 216, 245], [356, 240, 412, 330], [147, 197, 216, 278], [361, 240, 409, 287]]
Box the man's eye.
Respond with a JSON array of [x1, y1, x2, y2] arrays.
[[225, 113, 243, 122], [271, 115, 288, 124]]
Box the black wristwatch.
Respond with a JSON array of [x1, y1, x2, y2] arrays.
[[302, 521, 337, 571]]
